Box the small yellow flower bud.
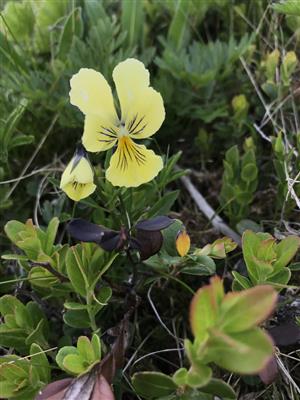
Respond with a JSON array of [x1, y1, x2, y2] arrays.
[[60, 149, 96, 202], [176, 229, 191, 257]]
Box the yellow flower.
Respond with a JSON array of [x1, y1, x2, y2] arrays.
[[60, 149, 96, 202], [69, 58, 165, 187], [176, 229, 191, 257]]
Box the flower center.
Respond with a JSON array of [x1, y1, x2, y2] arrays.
[[118, 123, 129, 138]]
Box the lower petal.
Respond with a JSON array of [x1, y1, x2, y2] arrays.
[[83, 114, 118, 152], [106, 137, 163, 187], [62, 182, 96, 202]]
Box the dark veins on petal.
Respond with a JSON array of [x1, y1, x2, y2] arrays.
[[127, 114, 147, 135], [116, 138, 146, 171], [98, 126, 118, 144]]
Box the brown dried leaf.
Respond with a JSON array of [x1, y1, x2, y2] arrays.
[[35, 378, 72, 400], [92, 375, 114, 400]]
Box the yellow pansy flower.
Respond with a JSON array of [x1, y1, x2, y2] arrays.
[[60, 149, 96, 201], [69, 58, 165, 187]]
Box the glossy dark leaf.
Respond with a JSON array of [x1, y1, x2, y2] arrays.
[[134, 230, 163, 260], [135, 216, 174, 231], [268, 323, 300, 346], [68, 219, 110, 242], [99, 233, 122, 252], [68, 219, 122, 251]]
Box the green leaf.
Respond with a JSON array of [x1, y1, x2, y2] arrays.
[[44, 217, 59, 255], [0, 100, 28, 163], [56, 346, 78, 371], [266, 268, 291, 287], [0, 31, 28, 74], [25, 319, 46, 347], [167, 0, 191, 51], [121, 0, 144, 47], [64, 302, 87, 310], [8, 134, 34, 150], [84, 0, 107, 25], [66, 246, 88, 297], [172, 368, 188, 386], [29, 267, 59, 287], [225, 145, 239, 176], [186, 364, 212, 388], [0, 294, 21, 316], [56, 7, 83, 59], [63, 309, 91, 329], [273, 236, 300, 270], [4, 220, 26, 244], [30, 343, 50, 383], [206, 328, 274, 374], [236, 219, 261, 235], [182, 256, 216, 276], [0, 326, 27, 352], [0, 380, 16, 398], [289, 262, 300, 271], [161, 219, 184, 256], [63, 354, 87, 375], [147, 191, 179, 218], [200, 378, 236, 399], [12, 302, 29, 329], [241, 163, 258, 182], [1, 253, 29, 261], [273, 0, 300, 16], [132, 372, 177, 399], [190, 277, 224, 342], [77, 336, 95, 364], [219, 285, 277, 333], [231, 271, 252, 290], [1, 1, 34, 41], [91, 334, 101, 360], [242, 230, 272, 282]]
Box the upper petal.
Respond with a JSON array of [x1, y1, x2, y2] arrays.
[[105, 137, 163, 187], [113, 59, 165, 138], [126, 87, 165, 139], [69, 68, 118, 120], [82, 114, 118, 153], [113, 59, 149, 117]]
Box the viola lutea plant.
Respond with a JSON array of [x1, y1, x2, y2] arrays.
[[0, 58, 283, 400]]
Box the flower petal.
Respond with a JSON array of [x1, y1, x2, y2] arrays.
[[113, 59, 149, 116], [60, 157, 96, 201], [69, 68, 118, 120], [113, 59, 165, 139], [82, 114, 118, 152], [106, 137, 163, 187], [62, 182, 96, 202]]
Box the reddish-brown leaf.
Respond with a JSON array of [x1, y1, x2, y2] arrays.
[[92, 375, 115, 400], [35, 378, 72, 400], [259, 356, 278, 385]]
